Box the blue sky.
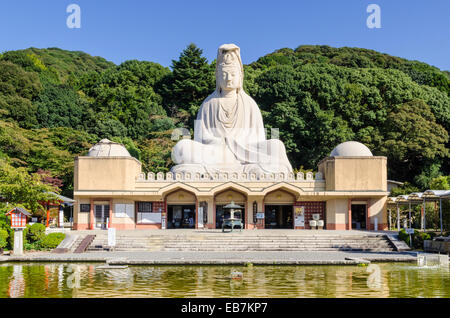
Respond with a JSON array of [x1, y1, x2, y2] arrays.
[[0, 0, 449, 70]]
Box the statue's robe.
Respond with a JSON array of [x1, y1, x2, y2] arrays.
[[171, 90, 293, 175]]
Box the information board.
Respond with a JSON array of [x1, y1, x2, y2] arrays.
[[108, 228, 116, 247], [198, 207, 203, 228], [294, 206, 305, 227]]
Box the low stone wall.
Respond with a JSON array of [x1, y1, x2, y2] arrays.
[[424, 239, 450, 253]]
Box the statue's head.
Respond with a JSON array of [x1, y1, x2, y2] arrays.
[[216, 44, 244, 94]]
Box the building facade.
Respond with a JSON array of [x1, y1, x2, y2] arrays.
[[73, 139, 389, 231]]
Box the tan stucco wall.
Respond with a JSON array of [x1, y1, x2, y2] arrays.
[[264, 190, 296, 204], [368, 197, 387, 227], [326, 199, 348, 226], [74, 198, 90, 225], [215, 190, 246, 204], [74, 157, 141, 191], [111, 198, 135, 225], [318, 157, 387, 191], [166, 189, 196, 204]]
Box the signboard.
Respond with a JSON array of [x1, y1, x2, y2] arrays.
[[405, 228, 415, 234], [256, 213, 264, 219], [294, 206, 305, 227], [197, 207, 204, 228], [138, 213, 161, 224], [108, 228, 116, 247]]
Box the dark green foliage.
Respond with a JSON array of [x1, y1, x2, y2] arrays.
[[38, 232, 65, 249], [381, 99, 448, 184], [390, 182, 420, 197], [161, 43, 215, 126], [77, 60, 170, 140], [35, 84, 88, 129], [398, 229, 432, 249], [248, 58, 449, 181]]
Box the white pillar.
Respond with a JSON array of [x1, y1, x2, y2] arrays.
[[396, 204, 400, 231], [13, 229, 24, 256], [59, 206, 64, 228], [409, 201, 412, 228], [423, 198, 426, 230]]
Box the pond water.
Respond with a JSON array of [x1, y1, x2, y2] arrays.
[[0, 262, 449, 298]]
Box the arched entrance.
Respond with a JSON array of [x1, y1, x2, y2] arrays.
[[165, 189, 197, 229], [214, 189, 247, 229], [264, 189, 296, 229]]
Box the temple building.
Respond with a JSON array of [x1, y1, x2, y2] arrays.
[[73, 139, 388, 231], [73, 44, 388, 231]]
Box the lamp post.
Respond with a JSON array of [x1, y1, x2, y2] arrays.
[[6, 207, 31, 256]]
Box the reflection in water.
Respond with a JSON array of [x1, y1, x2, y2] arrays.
[[8, 265, 25, 298], [0, 263, 448, 298]]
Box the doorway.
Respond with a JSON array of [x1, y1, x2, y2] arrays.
[[167, 205, 196, 229], [94, 204, 110, 229], [351, 204, 367, 230], [264, 205, 293, 229]]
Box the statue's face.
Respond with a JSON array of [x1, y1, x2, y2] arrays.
[[218, 65, 241, 91]]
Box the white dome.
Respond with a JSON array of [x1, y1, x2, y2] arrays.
[[330, 141, 373, 157], [88, 139, 131, 157]]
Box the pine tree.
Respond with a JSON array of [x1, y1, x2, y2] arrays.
[[162, 43, 215, 128]]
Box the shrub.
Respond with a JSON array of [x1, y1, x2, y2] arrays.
[[24, 242, 38, 251], [414, 232, 432, 249], [28, 223, 46, 242], [398, 229, 431, 249], [38, 233, 65, 249], [0, 229, 8, 250]]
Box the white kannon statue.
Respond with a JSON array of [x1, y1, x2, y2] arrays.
[[171, 44, 293, 175]]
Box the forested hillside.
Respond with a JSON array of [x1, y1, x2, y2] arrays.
[[0, 44, 449, 200]]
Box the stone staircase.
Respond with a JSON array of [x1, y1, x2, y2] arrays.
[[84, 233, 397, 252]]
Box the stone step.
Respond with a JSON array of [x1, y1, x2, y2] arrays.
[[91, 242, 392, 248], [162, 248, 393, 252], [84, 233, 396, 252], [161, 241, 392, 245], [92, 238, 390, 242]]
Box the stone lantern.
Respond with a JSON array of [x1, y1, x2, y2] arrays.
[[6, 207, 31, 256]]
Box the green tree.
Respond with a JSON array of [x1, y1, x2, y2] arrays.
[[0, 159, 57, 212], [35, 83, 88, 129], [429, 175, 450, 190], [162, 43, 215, 126], [381, 99, 448, 184], [78, 61, 170, 140]]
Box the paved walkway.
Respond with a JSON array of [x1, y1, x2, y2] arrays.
[[1, 250, 418, 265], [0, 229, 418, 265]]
